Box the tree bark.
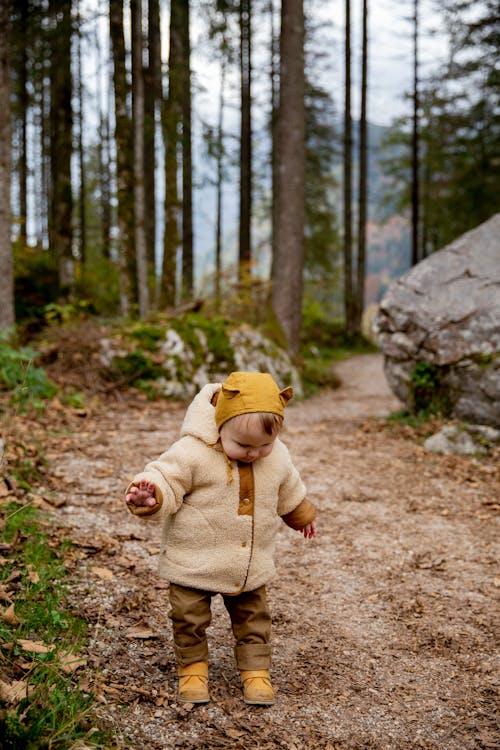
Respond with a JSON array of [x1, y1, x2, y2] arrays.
[[272, 0, 306, 356], [49, 0, 73, 290], [181, 0, 193, 301], [411, 0, 420, 266], [77, 0, 86, 266], [0, 0, 14, 330], [144, 0, 161, 274], [270, 0, 280, 282], [215, 57, 226, 312], [110, 0, 135, 315], [16, 0, 29, 248], [238, 0, 252, 283], [131, 0, 149, 317], [355, 0, 368, 333], [159, 0, 183, 308], [343, 0, 354, 334], [96, 26, 112, 260]]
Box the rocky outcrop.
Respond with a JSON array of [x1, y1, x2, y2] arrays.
[[373, 214, 500, 427], [100, 323, 302, 401]]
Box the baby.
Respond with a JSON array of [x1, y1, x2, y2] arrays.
[[125, 371, 317, 705]]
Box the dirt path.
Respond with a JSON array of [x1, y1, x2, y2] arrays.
[[50, 354, 498, 750]]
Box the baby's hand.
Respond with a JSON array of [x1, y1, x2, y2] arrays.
[[301, 521, 317, 539], [125, 480, 157, 508]]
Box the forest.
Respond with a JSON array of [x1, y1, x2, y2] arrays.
[[0, 0, 498, 350], [0, 1, 499, 749]]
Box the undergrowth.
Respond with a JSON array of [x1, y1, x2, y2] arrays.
[[0, 500, 111, 749], [0, 338, 57, 410], [0, 400, 111, 748]]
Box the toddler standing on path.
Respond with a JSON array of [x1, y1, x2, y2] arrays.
[[125, 371, 317, 706]]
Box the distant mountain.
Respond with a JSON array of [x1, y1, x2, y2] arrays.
[[193, 119, 410, 299]]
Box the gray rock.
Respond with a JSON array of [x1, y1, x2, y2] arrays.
[[424, 423, 498, 456], [373, 214, 500, 427], [467, 424, 500, 444]]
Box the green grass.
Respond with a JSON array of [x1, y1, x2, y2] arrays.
[[0, 502, 111, 749]]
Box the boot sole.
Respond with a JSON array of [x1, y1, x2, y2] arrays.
[[177, 695, 210, 704], [243, 697, 275, 706]]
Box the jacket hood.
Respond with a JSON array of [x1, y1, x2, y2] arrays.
[[180, 382, 221, 445]]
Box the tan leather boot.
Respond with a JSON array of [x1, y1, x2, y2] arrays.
[[177, 661, 210, 703], [240, 669, 275, 706]]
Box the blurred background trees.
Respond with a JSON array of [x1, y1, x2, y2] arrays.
[[1, 0, 498, 352]]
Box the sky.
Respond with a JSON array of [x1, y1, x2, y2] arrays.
[[83, 0, 450, 129], [189, 0, 450, 129]]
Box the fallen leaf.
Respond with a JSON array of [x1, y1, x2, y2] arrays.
[[226, 729, 246, 739], [124, 626, 158, 639], [1, 603, 21, 625], [59, 652, 88, 675], [0, 584, 13, 602], [113, 556, 136, 570], [42, 495, 67, 508], [17, 638, 55, 654], [0, 678, 34, 704], [27, 564, 40, 584], [91, 566, 115, 581], [100, 683, 122, 698]]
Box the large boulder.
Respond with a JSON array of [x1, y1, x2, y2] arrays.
[[373, 214, 500, 427]]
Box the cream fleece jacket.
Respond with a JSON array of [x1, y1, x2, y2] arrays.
[[126, 382, 308, 594]]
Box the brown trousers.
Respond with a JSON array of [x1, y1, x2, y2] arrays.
[[168, 583, 272, 670]]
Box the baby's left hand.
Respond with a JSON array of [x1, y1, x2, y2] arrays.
[[301, 521, 317, 539]]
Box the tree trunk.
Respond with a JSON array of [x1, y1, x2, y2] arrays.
[[159, 0, 183, 308], [272, 0, 306, 356], [238, 0, 252, 283], [49, 0, 73, 290], [270, 0, 280, 282], [16, 0, 29, 248], [411, 0, 420, 266], [0, 0, 14, 330], [355, 0, 368, 333], [77, 0, 86, 266], [144, 0, 161, 274], [110, 0, 135, 315], [96, 26, 112, 260], [131, 0, 149, 317], [343, 0, 354, 335], [215, 58, 226, 313], [40, 35, 51, 250], [181, 0, 193, 301]]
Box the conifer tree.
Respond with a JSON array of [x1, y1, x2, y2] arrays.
[[0, 0, 14, 330]]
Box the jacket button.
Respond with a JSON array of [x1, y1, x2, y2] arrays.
[[242, 542, 247, 548]]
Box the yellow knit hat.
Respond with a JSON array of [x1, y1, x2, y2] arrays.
[[214, 371, 293, 431]]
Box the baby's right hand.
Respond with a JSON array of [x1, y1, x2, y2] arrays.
[[125, 480, 157, 508]]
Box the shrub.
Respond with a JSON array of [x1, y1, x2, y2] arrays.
[[408, 361, 452, 417], [0, 339, 57, 408]]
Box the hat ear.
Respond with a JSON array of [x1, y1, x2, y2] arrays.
[[221, 385, 240, 399], [279, 386, 294, 405]]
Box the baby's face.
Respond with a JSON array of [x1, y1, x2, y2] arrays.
[[220, 414, 278, 463]]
